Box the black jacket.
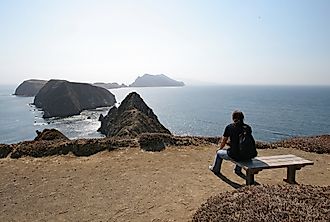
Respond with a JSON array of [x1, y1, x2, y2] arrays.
[[223, 122, 253, 160]]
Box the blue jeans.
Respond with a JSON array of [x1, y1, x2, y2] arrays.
[[210, 149, 242, 173]]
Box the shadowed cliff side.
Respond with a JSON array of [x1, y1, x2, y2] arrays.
[[34, 80, 116, 118], [14, 79, 47, 96], [98, 92, 171, 138]]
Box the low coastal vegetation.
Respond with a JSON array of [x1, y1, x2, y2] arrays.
[[193, 184, 330, 221], [0, 129, 219, 159], [0, 129, 329, 159]]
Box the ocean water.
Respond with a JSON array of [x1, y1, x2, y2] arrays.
[[0, 85, 329, 144]]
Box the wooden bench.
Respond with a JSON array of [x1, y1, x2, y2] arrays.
[[230, 154, 314, 185]]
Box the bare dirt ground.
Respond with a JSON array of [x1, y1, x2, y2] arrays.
[[0, 145, 329, 222]]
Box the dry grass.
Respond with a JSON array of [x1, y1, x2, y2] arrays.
[[193, 184, 330, 222]]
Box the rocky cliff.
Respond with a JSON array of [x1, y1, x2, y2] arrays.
[[98, 92, 171, 138], [34, 80, 116, 118], [129, 74, 184, 87], [14, 79, 47, 96]]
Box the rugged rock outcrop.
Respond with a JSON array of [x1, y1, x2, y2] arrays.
[[0, 144, 13, 158], [14, 79, 47, 96], [98, 92, 171, 138], [34, 129, 70, 141], [129, 74, 184, 87], [34, 80, 116, 118]]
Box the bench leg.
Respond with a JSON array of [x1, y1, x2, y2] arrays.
[[283, 166, 297, 184], [246, 170, 255, 185]]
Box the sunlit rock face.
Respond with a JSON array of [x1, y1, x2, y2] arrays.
[[14, 79, 47, 96], [98, 92, 171, 138], [34, 79, 116, 118]]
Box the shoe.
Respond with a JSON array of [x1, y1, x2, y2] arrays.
[[209, 166, 220, 175]]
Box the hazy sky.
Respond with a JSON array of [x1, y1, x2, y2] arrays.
[[0, 0, 329, 85]]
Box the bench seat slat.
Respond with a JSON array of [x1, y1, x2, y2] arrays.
[[247, 161, 313, 169], [255, 158, 313, 165], [256, 155, 304, 161], [256, 156, 313, 164], [254, 154, 296, 160], [231, 155, 313, 170]]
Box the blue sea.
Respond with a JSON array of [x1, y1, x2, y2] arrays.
[[0, 85, 329, 144]]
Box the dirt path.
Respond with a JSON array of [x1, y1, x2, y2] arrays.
[[0, 145, 329, 221]]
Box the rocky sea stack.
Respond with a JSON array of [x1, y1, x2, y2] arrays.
[[14, 79, 47, 96], [34, 80, 116, 118], [98, 92, 171, 138]]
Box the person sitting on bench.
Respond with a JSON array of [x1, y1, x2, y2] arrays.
[[209, 110, 257, 175]]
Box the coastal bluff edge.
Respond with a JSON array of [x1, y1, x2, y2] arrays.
[[0, 132, 329, 159]]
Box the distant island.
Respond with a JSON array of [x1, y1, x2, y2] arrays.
[[14, 79, 47, 97], [129, 74, 185, 87], [93, 82, 127, 89], [14, 74, 184, 97], [34, 79, 116, 118]]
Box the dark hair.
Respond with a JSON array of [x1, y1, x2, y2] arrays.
[[232, 110, 244, 125]]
